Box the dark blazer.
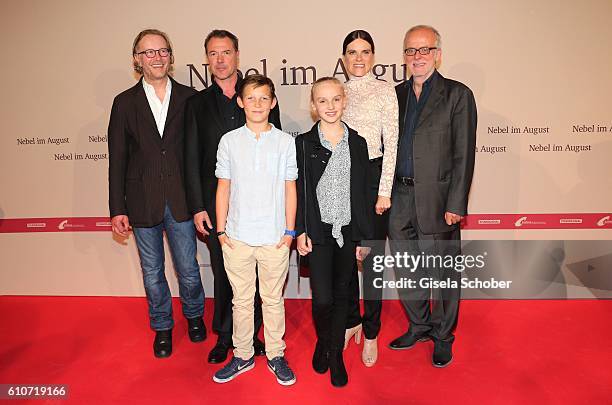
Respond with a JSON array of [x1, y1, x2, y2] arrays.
[[108, 77, 197, 227], [183, 79, 281, 225], [295, 122, 374, 244], [395, 71, 477, 234]]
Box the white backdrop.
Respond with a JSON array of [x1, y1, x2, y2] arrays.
[[1, 0, 611, 297]]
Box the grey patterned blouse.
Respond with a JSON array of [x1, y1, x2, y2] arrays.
[[316, 122, 351, 247]]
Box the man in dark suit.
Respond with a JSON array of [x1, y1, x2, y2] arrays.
[[184, 30, 281, 364], [108, 29, 205, 358], [387, 25, 477, 367]]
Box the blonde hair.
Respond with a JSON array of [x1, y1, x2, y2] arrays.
[[132, 28, 174, 74], [310, 77, 345, 102]]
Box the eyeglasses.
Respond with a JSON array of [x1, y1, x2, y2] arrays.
[[135, 48, 171, 58], [404, 47, 437, 56]]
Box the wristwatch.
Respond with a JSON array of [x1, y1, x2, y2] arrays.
[[284, 229, 297, 239], [216, 231, 226, 237]]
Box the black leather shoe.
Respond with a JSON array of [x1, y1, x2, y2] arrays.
[[388, 331, 430, 350], [432, 340, 453, 368], [187, 317, 206, 343], [312, 341, 329, 374], [208, 340, 231, 364], [329, 350, 348, 387], [253, 336, 266, 356], [153, 329, 172, 358]]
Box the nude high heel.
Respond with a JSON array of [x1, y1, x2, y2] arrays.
[[362, 337, 378, 367], [344, 324, 362, 350]]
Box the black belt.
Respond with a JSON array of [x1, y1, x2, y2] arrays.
[[395, 176, 414, 186]]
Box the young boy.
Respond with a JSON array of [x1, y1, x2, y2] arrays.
[[213, 74, 298, 386]]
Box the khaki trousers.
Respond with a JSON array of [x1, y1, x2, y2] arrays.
[[222, 238, 289, 360]]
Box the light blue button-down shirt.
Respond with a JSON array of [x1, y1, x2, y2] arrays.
[[215, 124, 298, 246]]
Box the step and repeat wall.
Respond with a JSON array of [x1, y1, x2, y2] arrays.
[[1, 0, 611, 298]]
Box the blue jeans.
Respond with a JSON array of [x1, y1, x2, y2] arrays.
[[133, 205, 204, 331]]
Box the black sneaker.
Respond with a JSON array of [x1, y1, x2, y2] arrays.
[[267, 356, 296, 386], [212, 356, 255, 383]]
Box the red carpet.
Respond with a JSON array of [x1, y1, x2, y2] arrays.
[[0, 297, 610, 404]]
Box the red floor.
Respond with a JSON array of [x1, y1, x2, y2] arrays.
[[0, 297, 610, 404]]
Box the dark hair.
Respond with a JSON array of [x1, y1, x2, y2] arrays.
[[204, 29, 239, 53], [342, 30, 375, 54], [237, 74, 276, 100], [132, 29, 174, 74]]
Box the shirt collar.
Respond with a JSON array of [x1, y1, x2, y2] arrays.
[[317, 121, 349, 145], [212, 72, 243, 96], [348, 71, 375, 82], [408, 69, 438, 89], [142, 76, 172, 96], [243, 122, 276, 138]]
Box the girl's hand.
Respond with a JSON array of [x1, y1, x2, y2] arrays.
[[297, 234, 313, 256]]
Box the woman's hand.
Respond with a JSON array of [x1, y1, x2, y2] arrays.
[[375, 196, 391, 215]]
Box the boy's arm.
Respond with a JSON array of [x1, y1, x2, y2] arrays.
[[214, 136, 233, 247], [215, 178, 231, 234], [277, 180, 296, 249], [278, 137, 298, 248], [285, 180, 297, 231]]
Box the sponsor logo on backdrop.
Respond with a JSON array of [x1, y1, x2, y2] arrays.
[[514, 216, 546, 227], [95, 222, 112, 227], [58, 220, 85, 230], [597, 216, 612, 227], [26, 222, 47, 228], [478, 219, 501, 225], [559, 218, 583, 224]]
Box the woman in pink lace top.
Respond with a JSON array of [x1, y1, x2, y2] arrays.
[[341, 30, 399, 367]]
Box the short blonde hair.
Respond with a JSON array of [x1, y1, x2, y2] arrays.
[[132, 28, 174, 74]]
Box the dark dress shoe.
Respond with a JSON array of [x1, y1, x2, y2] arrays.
[[187, 317, 206, 343], [329, 350, 348, 387], [432, 340, 453, 368], [388, 331, 430, 350], [153, 329, 172, 358], [253, 337, 266, 356], [208, 341, 231, 364], [312, 341, 329, 374]]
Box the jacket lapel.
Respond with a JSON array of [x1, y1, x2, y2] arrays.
[[304, 124, 329, 186], [162, 77, 179, 139], [416, 72, 445, 130], [204, 88, 226, 138], [134, 78, 163, 146], [397, 82, 409, 141]]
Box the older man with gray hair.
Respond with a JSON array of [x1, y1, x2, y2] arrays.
[[388, 25, 477, 368]]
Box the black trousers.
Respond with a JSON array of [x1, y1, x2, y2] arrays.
[[207, 232, 263, 344], [309, 225, 357, 351], [346, 158, 387, 339], [388, 182, 461, 343]]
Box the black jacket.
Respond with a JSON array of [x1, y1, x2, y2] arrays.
[[295, 122, 374, 244], [183, 78, 281, 225], [107, 77, 196, 227]]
